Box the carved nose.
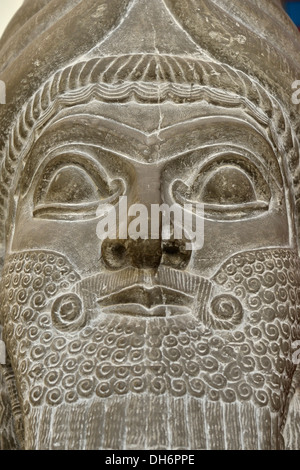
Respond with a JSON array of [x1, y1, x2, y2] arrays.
[[100, 163, 192, 270], [101, 238, 162, 269], [129, 238, 162, 269], [101, 237, 191, 270]]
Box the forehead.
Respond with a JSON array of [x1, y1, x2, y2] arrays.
[[32, 100, 276, 166]]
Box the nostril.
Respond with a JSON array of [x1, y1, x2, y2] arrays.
[[163, 244, 181, 256], [111, 243, 126, 258], [101, 240, 128, 270], [162, 240, 191, 270]]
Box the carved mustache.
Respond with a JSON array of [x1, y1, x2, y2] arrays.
[[48, 264, 243, 331], [73, 266, 212, 319]]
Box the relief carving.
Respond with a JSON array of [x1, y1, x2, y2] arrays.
[[0, 0, 300, 450]]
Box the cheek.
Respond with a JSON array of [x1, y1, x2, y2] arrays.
[[190, 213, 290, 276], [11, 214, 101, 275]]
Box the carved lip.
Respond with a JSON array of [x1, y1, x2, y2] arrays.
[[75, 267, 212, 318], [97, 285, 193, 317]]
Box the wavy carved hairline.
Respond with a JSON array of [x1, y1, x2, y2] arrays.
[[0, 54, 300, 248]]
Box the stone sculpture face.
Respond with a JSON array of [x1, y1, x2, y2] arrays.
[[0, 0, 300, 450]]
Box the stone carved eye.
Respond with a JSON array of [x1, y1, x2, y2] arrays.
[[172, 154, 271, 221], [44, 166, 99, 205], [201, 167, 256, 205], [33, 156, 124, 220]]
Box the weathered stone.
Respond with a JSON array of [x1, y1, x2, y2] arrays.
[[0, 0, 300, 450]]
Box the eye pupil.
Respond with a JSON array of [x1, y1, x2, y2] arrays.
[[201, 167, 256, 205]]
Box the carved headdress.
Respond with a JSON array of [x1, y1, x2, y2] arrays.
[[0, 0, 300, 252]]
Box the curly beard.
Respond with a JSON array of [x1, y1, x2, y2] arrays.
[[1, 248, 299, 449]]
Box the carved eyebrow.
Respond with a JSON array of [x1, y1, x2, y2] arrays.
[[35, 112, 277, 170], [159, 115, 267, 140], [44, 112, 269, 145], [46, 113, 161, 144]]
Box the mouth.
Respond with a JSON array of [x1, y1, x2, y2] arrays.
[[98, 285, 193, 317], [75, 266, 212, 318]]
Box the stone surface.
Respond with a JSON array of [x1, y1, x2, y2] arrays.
[[0, 341, 5, 365], [0, 0, 300, 450]]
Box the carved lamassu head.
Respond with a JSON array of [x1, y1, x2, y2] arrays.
[[1, 0, 300, 450]]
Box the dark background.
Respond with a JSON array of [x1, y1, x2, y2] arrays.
[[284, 0, 300, 29]]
